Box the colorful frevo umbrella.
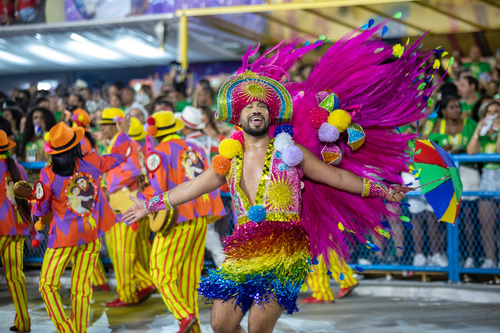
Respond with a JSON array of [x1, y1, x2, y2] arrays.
[[412, 140, 463, 224]]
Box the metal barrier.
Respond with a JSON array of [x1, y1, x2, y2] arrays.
[[352, 153, 500, 282], [20, 155, 500, 282]]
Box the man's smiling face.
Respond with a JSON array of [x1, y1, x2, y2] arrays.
[[239, 101, 270, 137]]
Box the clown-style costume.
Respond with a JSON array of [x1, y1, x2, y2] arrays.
[[34, 123, 126, 332], [128, 118, 152, 273], [0, 149, 31, 332], [103, 130, 155, 306], [140, 111, 226, 333]]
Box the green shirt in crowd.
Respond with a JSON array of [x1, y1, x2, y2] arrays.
[[479, 132, 500, 170], [429, 118, 477, 150], [463, 61, 491, 79]]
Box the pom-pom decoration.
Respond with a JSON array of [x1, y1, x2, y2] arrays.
[[219, 139, 243, 159], [321, 143, 343, 165], [347, 123, 366, 151], [274, 132, 294, 152], [78, 114, 84, 122], [131, 222, 139, 231], [147, 117, 156, 126], [43, 142, 53, 154], [31, 239, 40, 248], [212, 155, 231, 175], [318, 123, 340, 143], [146, 126, 158, 136], [274, 124, 294, 137], [229, 130, 245, 146], [44, 132, 50, 142], [35, 220, 45, 231], [247, 205, 266, 223], [35, 232, 45, 241], [327, 109, 351, 132], [309, 107, 329, 129], [282, 145, 303, 167]]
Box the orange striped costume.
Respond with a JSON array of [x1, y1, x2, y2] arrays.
[[0, 159, 31, 331], [142, 138, 225, 332], [104, 133, 154, 304], [35, 151, 123, 332]]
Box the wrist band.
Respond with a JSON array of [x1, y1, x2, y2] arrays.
[[145, 191, 173, 213], [361, 177, 390, 198]]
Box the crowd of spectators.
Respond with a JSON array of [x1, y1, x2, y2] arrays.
[[0, 44, 499, 270]]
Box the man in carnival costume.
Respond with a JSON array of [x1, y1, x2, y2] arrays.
[[124, 22, 440, 333], [99, 108, 156, 307]]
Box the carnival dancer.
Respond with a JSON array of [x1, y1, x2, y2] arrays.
[[177, 106, 226, 267], [139, 110, 226, 333], [0, 130, 32, 332], [98, 108, 155, 307], [34, 121, 128, 332], [128, 117, 152, 272], [124, 22, 439, 333], [65, 107, 109, 290], [302, 251, 357, 304]]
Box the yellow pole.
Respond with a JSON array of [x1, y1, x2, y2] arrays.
[[176, 0, 417, 17], [179, 14, 188, 73]]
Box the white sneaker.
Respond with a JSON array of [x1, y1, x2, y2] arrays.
[[429, 253, 448, 267], [413, 253, 427, 266], [464, 257, 474, 268], [481, 259, 495, 269], [439, 253, 449, 266]]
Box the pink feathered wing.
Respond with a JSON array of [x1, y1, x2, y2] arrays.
[[238, 23, 440, 262]]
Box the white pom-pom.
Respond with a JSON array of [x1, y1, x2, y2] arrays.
[[274, 133, 294, 152]]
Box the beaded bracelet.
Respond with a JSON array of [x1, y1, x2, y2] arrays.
[[361, 177, 390, 198], [145, 191, 173, 214]]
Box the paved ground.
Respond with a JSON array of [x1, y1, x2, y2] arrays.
[[1, 278, 500, 333]]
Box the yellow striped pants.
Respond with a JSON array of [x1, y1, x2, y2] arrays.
[[105, 221, 154, 303], [135, 217, 151, 272], [0, 236, 30, 331], [39, 238, 101, 333], [306, 250, 357, 301], [92, 256, 108, 286], [92, 220, 150, 287], [151, 217, 207, 333]]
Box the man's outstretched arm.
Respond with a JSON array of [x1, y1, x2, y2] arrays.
[[122, 167, 226, 224], [298, 144, 406, 202]]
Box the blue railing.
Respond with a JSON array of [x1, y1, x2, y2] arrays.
[[355, 153, 500, 282]]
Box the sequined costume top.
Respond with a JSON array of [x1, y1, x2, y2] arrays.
[[227, 141, 302, 225]]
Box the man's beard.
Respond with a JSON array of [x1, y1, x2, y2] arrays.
[[240, 119, 270, 137]]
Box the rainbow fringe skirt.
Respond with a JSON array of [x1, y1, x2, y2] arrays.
[[198, 220, 310, 314]]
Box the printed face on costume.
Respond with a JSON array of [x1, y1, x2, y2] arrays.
[[239, 101, 270, 137]]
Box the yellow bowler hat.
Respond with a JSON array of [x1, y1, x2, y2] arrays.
[[128, 117, 146, 141], [98, 108, 125, 124], [147, 111, 184, 138]]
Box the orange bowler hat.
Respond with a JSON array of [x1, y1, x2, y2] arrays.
[[44, 123, 85, 155]]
